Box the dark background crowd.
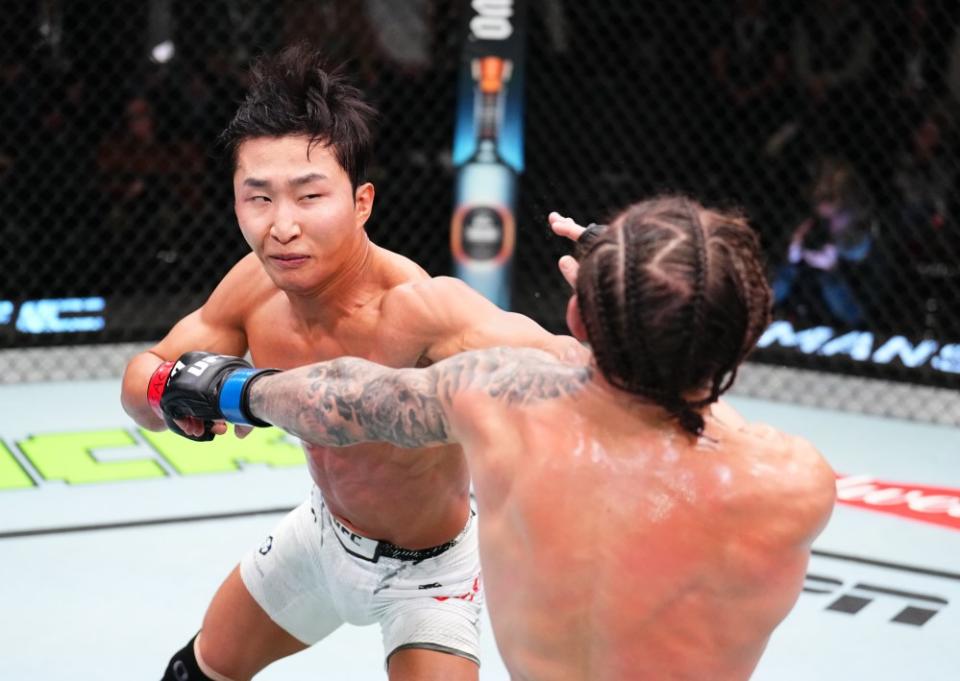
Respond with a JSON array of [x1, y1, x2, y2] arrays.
[[2, 0, 959, 377]]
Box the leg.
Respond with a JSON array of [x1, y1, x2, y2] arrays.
[[195, 565, 308, 681], [379, 511, 483, 681], [772, 263, 797, 306], [819, 271, 863, 327], [388, 647, 479, 681], [158, 572, 302, 681], [163, 495, 344, 680], [161, 633, 213, 681]]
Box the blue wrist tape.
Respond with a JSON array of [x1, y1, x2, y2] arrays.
[[219, 368, 259, 425]]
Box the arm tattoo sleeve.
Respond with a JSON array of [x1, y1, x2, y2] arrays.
[[248, 348, 591, 448]]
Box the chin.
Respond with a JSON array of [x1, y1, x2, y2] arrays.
[[264, 267, 318, 294]]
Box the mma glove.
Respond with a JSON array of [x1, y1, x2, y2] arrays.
[[574, 222, 607, 259], [149, 351, 279, 441]]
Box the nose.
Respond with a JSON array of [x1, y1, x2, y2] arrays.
[[270, 203, 301, 244]]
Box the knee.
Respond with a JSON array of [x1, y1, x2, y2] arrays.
[[161, 633, 240, 681], [194, 631, 249, 681]]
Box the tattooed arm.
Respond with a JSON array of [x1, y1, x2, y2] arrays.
[[246, 347, 592, 449]]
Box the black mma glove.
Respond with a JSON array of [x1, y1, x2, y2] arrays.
[[159, 351, 279, 441], [574, 222, 607, 260]]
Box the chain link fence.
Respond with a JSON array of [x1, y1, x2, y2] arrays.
[[2, 0, 959, 422]]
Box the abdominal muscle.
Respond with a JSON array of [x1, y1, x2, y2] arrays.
[[303, 440, 472, 548]]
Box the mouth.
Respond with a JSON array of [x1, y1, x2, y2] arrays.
[[268, 254, 310, 269]]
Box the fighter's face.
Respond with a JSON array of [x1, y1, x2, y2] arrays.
[[233, 135, 374, 291]]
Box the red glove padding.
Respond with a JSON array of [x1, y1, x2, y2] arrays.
[[147, 360, 176, 419]]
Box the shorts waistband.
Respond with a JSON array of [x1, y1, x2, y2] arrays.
[[317, 492, 474, 563]]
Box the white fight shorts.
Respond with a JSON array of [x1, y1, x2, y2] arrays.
[[240, 486, 483, 666]]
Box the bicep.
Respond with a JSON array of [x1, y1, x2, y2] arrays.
[[149, 254, 265, 360], [149, 305, 247, 360], [120, 305, 245, 425]]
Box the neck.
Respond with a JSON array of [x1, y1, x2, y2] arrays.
[[586, 356, 711, 414], [284, 233, 378, 326]]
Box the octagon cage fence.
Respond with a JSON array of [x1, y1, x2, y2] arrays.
[[2, 0, 960, 425]]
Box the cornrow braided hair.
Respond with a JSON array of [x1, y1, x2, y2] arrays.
[[575, 196, 772, 437]]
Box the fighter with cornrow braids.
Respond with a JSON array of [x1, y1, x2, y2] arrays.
[[573, 196, 772, 435], [159, 194, 837, 681]]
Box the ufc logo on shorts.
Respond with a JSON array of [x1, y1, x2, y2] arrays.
[[470, 0, 513, 40]]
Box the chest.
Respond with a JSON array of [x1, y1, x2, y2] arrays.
[[243, 302, 427, 370]]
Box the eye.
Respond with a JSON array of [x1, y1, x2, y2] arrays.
[[248, 196, 271, 203], [301, 193, 323, 201]]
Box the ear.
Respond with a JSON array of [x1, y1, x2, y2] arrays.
[[566, 294, 588, 342], [354, 182, 375, 227]]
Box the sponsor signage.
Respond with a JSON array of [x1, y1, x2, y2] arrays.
[[754, 319, 960, 387], [803, 555, 953, 628], [0, 425, 304, 491], [836, 474, 960, 532], [0, 297, 106, 336]]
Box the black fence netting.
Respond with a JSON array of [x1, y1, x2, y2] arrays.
[[2, 0, 960, 406]]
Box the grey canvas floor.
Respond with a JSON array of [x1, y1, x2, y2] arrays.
[[1, 378, 958, 679]]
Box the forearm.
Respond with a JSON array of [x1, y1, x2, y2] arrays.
[[121, 351, 168, 430], [247, 358, 451, 448]]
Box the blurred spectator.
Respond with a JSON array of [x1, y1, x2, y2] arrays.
[[889, 108, 960, 337], [0, 53, 40, 200], [893, 110, 955, 237], [711, 0, 790, 137], [886, 0, 955, 103], [179, 49, 248, 149], [96, 94, 204, 249], [947, 20, 960, 110], [363, 0, 432, 77], [281, 0, 369, 75], [98, 95, 203, 204], [773, 157, 875, 327], [791, 0, 876, 153], [709, 0, 792, 199], [35, 68, 101, 210], [866, 0, 958, 190]]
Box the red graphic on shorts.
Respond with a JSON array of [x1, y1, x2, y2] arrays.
[[435, 576, 481, 603], [835, 474, 960, 532]]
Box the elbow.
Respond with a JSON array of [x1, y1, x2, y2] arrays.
[[120, 353, 167, 430], [120, 384, 166, 431]]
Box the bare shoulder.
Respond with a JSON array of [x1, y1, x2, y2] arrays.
[[377, 244, 431, 278], [729, 423, 837, 541], [375, 245, 431, 293], [778, 432, 837, 504], [374, 277, 460, 354], [203, 253, 276, 324], [710, 400, 831, 483], [148, 253, 267, 358], [381, 276, 479, 319]]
